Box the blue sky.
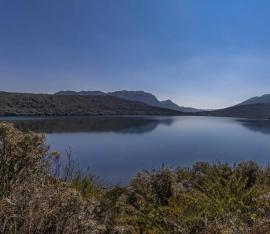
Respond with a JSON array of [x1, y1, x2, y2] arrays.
[[1, 0, 270, 108]]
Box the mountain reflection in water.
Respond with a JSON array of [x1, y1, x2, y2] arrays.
[[4, 116, 176, 134], [237, 119, 270, 135]]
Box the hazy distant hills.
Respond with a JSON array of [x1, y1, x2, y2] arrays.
[[55, 90, 202, 112], [0, 92, 181, 116], [159, 99, 203, 112]]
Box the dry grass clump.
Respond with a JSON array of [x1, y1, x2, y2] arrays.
[[0, 123, 104, 234], [2, 122, 270, 233]]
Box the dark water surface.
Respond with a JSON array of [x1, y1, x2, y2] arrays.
[[2, 116, 270, 184]]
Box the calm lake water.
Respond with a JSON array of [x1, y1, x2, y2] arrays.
[[2, 116, 270, 184]]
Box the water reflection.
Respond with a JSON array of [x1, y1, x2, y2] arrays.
[[2, 116, 270, 183], [3, 116, 176, 134], [237, 119, 270, 135], [5, 116, 270, 136]]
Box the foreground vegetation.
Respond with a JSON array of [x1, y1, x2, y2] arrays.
[[2, 123, 270, 233]]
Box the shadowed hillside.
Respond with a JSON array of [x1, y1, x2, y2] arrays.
[[0, 92, 182, 116], [206, 103, 270, 119]]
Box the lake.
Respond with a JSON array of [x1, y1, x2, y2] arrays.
[[1, 116, 270, 184]]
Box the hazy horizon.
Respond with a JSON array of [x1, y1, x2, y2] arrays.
[[1, 0, 270, 109]]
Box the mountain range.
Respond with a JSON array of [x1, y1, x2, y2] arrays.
[[55, 90, 270, 118], [55, 90, 202, 112], [1, 91, 270, 119], [0, 91, 181, 116]]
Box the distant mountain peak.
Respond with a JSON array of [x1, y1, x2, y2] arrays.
[[160, 99, 203, 113], [161, 99, 174, 104], [108, 90, 161, 107]]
